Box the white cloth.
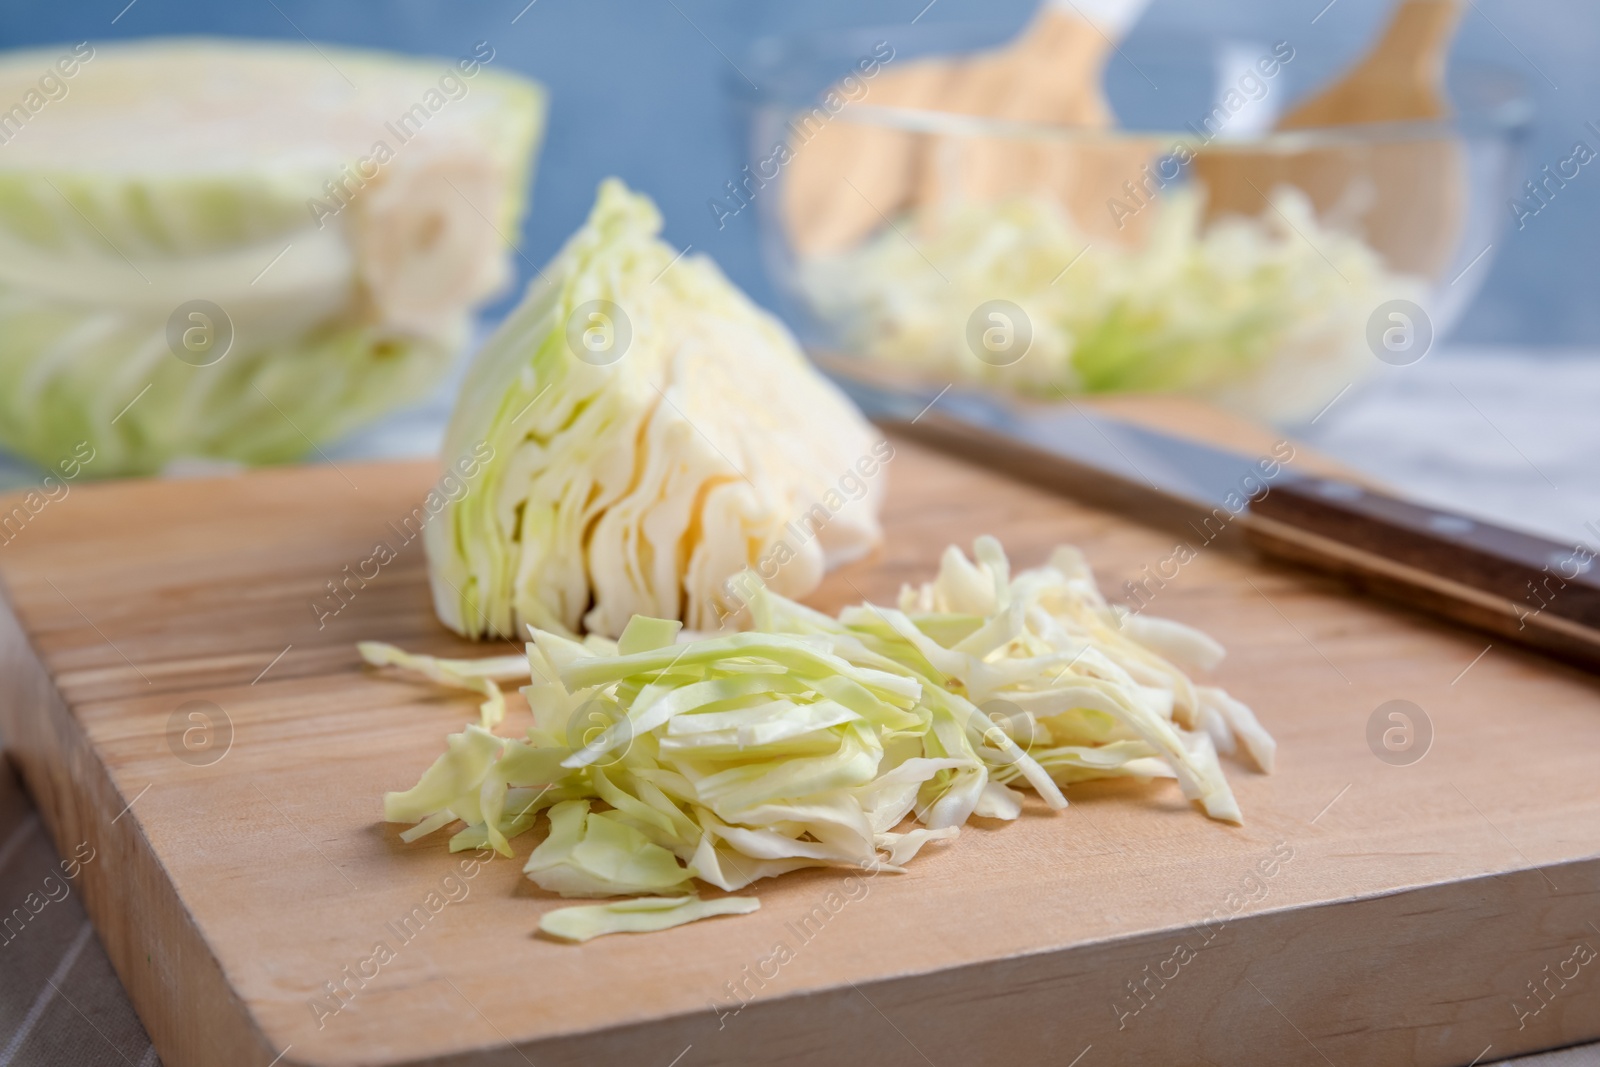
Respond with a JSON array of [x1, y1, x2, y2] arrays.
[[1299, 346, 1600, 550]]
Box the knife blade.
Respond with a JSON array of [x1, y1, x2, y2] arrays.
[[825, 361, 1600, 674]]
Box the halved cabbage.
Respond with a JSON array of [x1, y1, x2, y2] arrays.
[[0, 39, 545, 475], [425, 179, 886, 640], [381, 536, 1274, 935]]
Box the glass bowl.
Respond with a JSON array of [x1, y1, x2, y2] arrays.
[[741, 24, 1531, 425]]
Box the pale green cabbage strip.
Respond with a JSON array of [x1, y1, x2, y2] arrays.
[[801, 188, 1427, 422], [358, 641, 529, 729], [377, 537, 1274, 940], [539, 895, 761, 943]]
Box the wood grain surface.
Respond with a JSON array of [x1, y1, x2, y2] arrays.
[[2, 404, 1599, 1067]]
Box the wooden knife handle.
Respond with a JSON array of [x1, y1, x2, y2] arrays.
[[1245, 476, 1600, 672]]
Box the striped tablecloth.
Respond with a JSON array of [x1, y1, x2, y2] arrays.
[[0, 763, 158, 1067], [2, 347, 1596, 1066]]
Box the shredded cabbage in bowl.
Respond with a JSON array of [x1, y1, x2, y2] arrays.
[[799, 188, 1427, 422], [368, 536, 1274, 940]]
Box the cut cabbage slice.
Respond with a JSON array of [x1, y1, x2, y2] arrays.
[[383, 724, 503, 826], [381, 535, 1274, 935], [523, 800, 695, 898], [424, 178, 886, 640], [359, 641, 528, 728], [0, 39, 545, 475], [539, 895, 760, 942]]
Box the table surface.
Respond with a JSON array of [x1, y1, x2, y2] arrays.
[[1, 345, 1595, 1067]]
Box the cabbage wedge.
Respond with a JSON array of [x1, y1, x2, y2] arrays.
[[425, 179, 886, 640]]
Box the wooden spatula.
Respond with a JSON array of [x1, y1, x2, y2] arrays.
[[780, 56, 961, 258], [1193, 0, 1466, 277], [782, 0, 1154, 257], [910, 0, 1163, 245], [917, 0, 1135, 130]]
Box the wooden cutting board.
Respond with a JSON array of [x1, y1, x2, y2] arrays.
[[2, 400, 1599, 1067]]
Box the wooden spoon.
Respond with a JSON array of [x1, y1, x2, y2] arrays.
[[1281, 0, 1461, 127], [1193, 0, 1467, 277]]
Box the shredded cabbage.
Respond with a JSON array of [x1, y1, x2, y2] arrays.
[[424, 179, 886, 640], [0, 39, 545, 476], [379, 536, 1273, 936], [800, 188, 1427, 421]]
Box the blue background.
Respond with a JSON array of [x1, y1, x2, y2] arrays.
[[2, 0, 1593, 346]]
